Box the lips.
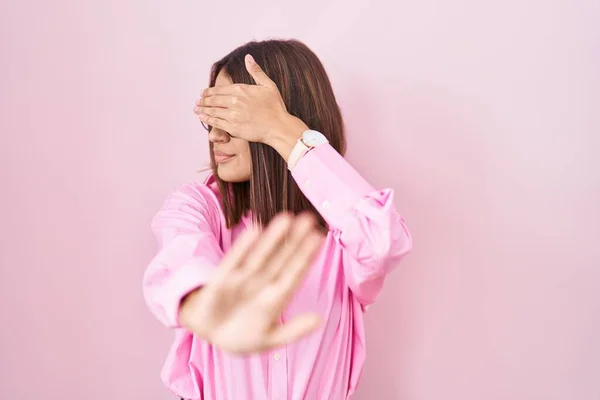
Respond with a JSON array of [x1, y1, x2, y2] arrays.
[[213, 149, 235, 163]]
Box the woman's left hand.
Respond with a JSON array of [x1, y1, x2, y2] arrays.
[[194, 54, 294, 144]]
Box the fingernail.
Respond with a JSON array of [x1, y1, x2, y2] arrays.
[[198, 112, 207, 119], [246, 54, 255, 64]]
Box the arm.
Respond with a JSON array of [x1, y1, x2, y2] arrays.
[[142, 183, 224, 328], [195, 50, 412, 308], [144, 182, 327, 352], [267, 117, 413, 307]]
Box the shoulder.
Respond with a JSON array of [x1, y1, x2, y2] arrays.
[[153, 173, 223, 232], [166, 174, 219, 205]]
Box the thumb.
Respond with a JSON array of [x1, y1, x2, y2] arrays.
[[265, 313, 321, 348], [245, 54, 276, 88]]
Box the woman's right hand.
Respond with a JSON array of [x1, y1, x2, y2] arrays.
[[179, 212, 324, 354]]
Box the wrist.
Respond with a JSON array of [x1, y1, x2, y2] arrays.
[[179, 288, 201, 329], [265, 114, 309, 162]]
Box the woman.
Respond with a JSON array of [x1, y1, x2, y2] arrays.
[[143, 39, 412, 400]]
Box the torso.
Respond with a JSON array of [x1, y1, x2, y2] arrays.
[[163, 177, 367, 400]]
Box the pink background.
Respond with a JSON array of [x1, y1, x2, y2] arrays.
[[1, 0, 599, 399]]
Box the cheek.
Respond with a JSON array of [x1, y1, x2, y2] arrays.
[[235, 141, 252, 170], [236, 152, 252, 177]]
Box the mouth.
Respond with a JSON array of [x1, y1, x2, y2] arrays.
[[213, 150, 235, 164]]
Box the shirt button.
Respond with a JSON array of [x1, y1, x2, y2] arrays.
[[322, 200, 330, 209], [273, 353, 281, 361]]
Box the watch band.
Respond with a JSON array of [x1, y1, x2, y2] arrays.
[[287, 138, 311, 170], [287, 129, 329, 170]]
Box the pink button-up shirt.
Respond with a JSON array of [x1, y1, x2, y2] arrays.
[[143, 143, 412, 400]]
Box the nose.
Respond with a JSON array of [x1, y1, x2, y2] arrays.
[[207, 127, 230, 144]]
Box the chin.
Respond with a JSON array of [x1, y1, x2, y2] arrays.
[[217, 165, 251, 183]]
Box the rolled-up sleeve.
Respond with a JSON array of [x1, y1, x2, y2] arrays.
[[142, 183, 224, 328]]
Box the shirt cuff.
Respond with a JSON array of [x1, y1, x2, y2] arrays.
[[291, 143, 375, 230]]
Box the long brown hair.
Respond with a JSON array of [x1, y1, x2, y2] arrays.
[[206, 39, 346, 230]]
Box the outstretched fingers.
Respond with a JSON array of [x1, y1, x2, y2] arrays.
[[210, 224, 261, 285], [240, 213, 295, 295], [254, 216, 324, 312], [263, 213, 320, 283]]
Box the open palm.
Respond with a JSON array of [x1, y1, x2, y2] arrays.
[[179, 212, 324, 354]]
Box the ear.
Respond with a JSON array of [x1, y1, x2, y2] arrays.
[[245, 54, 276, 88]]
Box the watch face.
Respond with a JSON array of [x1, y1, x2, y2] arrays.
[[302, 130, 328, 146]]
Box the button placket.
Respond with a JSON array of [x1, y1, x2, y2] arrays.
[[268, 315, 288, 399]]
